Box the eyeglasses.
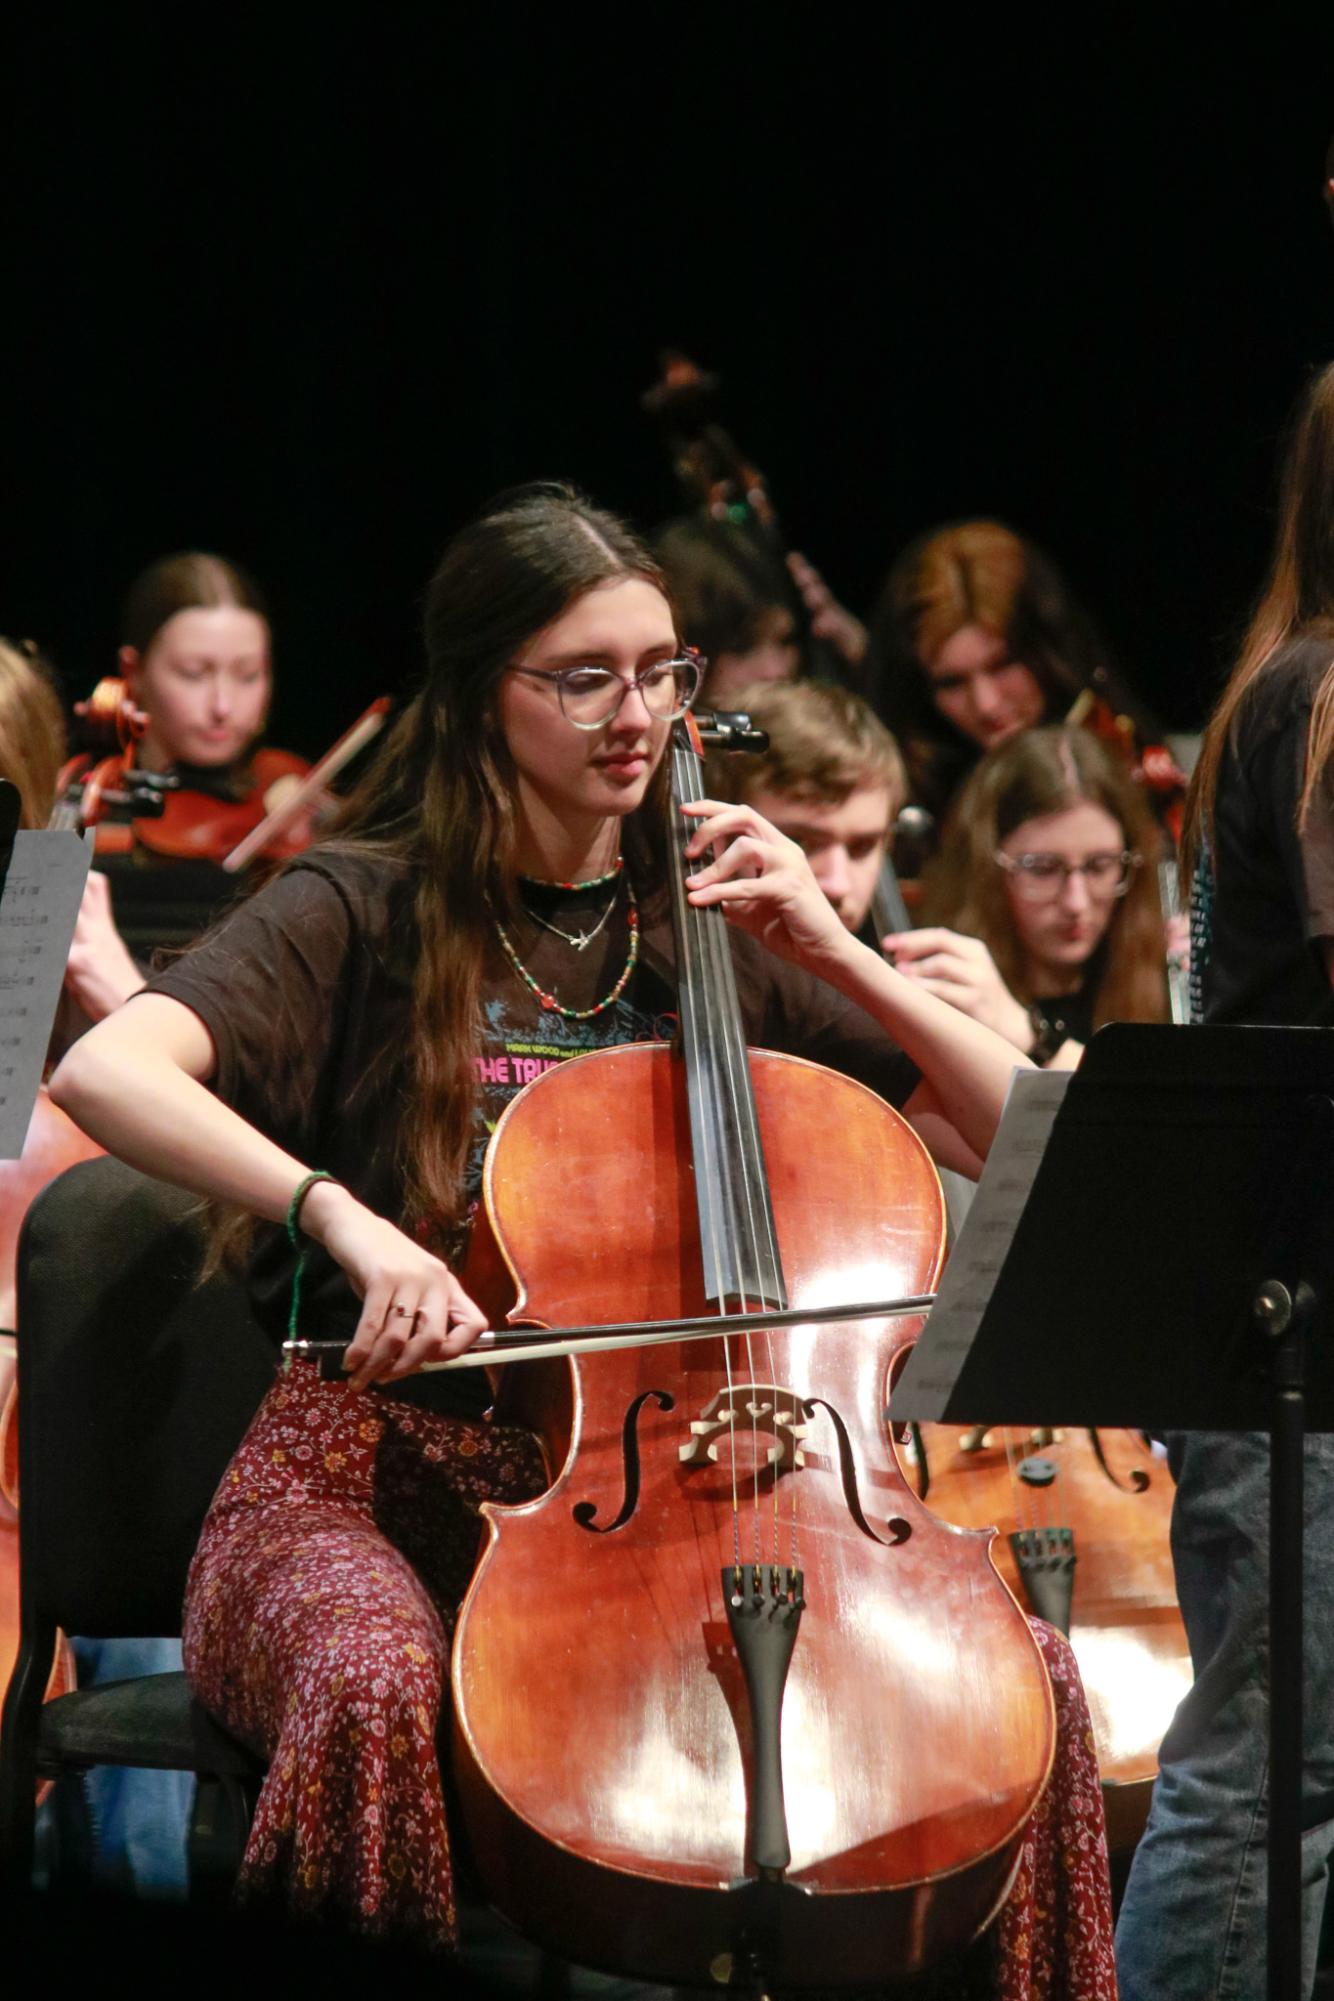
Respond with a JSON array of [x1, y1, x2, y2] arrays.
[[507, 654, 703, 730], [994, 849, 1139, 902]]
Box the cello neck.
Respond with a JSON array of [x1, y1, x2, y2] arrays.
[[869, 855, 913, 944], [669, 718, 787, 1312], [1156, 848, 1191, 1027]]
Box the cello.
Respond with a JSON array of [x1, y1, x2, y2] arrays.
[[900, 1421, 1193, 1855], [444, 712, 1054, 1989]]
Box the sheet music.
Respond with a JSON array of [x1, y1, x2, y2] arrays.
[[0, 830, 92, 1157], [891, 1066, 1072, 1419]]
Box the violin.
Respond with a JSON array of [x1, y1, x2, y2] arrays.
[[57, 683, 390, 870], [61, 739, 312, 867], [441, 712, 1053, 1988]]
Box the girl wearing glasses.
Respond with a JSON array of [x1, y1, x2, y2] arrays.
[[886, 726, 1169, 1067], [48, 484, 1059, 1955]]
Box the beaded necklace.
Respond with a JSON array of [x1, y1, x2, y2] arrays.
[[495, 875, 639, 1021], [520, 857, 623, 894]]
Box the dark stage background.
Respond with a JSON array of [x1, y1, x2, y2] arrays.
[[5, 13, 1334, 757]]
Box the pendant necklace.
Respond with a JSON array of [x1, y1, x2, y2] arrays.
[[522, 881, 621, 952], [496, 874, 639, 1022]]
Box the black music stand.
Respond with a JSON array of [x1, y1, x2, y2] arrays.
[[893, 1023, 1334, 2001]]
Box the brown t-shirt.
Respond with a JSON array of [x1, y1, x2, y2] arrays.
[[149, 847, 919, 1416]]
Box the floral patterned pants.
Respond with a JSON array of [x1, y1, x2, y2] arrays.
[[182, 1361, 547, 1947], [184, 1363, 1115, 1994]]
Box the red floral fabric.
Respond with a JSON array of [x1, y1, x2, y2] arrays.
[[183, 1363, 1116, 1994], [991, 1619, 1119, 2000], [182, 1362, 546, 1947]]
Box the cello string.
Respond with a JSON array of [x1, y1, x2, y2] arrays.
[[695, 743, 767, 1563], [680, 736, 780, 1306], [673, 737, 742, 1561], [681, 735, 765, 1566], [685, 737, 784, 1572], [680, 744, 732, 1304], [704, 797, 788, 1568], [696, 782, 761, 1563]]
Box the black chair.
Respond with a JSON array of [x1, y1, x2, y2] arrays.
[[0, 1156, 277, 1890]]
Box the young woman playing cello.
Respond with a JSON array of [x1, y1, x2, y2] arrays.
[[50, 486, 1109, 1983]]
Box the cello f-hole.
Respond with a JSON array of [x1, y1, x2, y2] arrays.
[[805, 1398, 913, 1548], [1088, 1427, 1151, 1494], [571, 1389, 674, 1535]]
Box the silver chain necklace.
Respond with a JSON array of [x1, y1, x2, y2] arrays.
[[521, 881, 621, 952]]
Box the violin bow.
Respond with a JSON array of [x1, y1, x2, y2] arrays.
[[221, 696, 392, 873]]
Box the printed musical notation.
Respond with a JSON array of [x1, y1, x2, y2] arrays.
[[0, 830, 92, 1156], [891, 1068, 1072, 1419]]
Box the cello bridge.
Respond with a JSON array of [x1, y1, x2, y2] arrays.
[[678, 1383, 809, 1475]]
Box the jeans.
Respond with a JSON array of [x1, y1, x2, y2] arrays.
[[67, 1637, 194, 1898], [1116, 1431, 1334, 2000]]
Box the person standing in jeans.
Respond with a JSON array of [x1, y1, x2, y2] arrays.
[[1116, 359, 1334, 1998]]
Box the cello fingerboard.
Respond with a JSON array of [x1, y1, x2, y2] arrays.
[[669, 729, 787, 1313]]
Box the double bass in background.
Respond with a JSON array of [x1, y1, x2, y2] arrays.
[[643, 351, 873, 714]]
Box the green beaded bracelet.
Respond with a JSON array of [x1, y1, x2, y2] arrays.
[[286, 1170, 339, 1346]]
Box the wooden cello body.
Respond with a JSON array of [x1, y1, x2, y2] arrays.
[[903, 1422, 1192, 1854], [452, 1038, 1054, 1986]]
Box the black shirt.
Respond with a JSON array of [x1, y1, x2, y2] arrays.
[[149, 847, 920, 1415], [1199, 632, 1334, 1027]]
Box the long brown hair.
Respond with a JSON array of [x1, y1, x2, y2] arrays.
[[869, 521, 1107, 818], [331, 482, 672, 1242], [1182, 361, 1334, 880], [924, 726, 1167, 1027], [122, 551, 268, 653], [0, 639, 66, 830]]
